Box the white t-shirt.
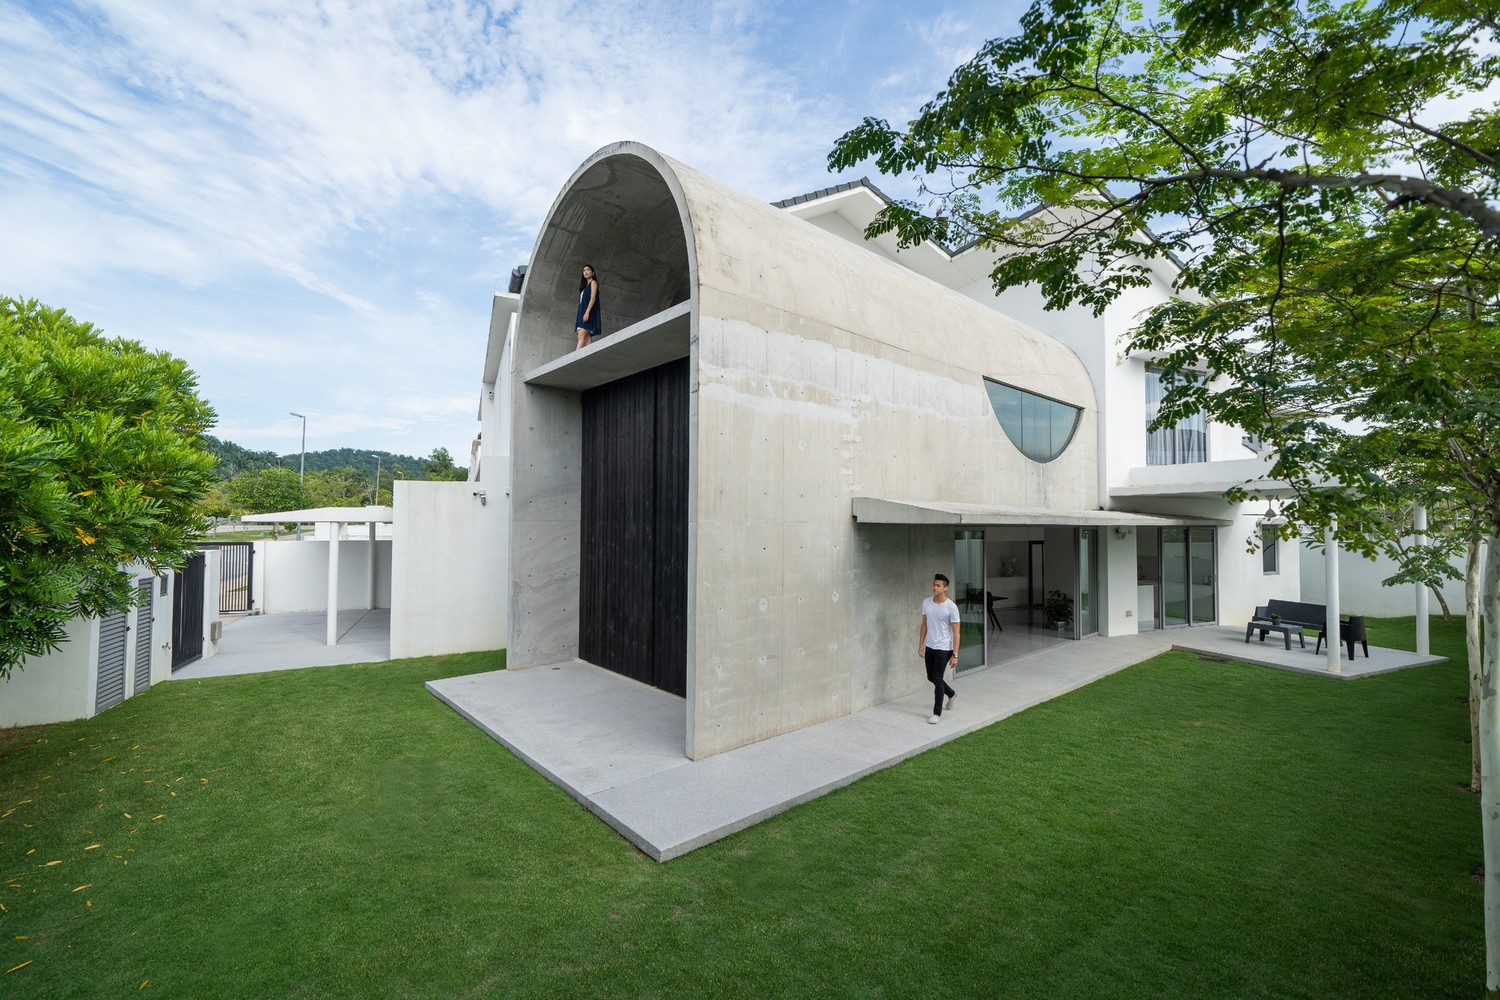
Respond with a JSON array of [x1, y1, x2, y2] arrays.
[[922, 596, 962, 651]]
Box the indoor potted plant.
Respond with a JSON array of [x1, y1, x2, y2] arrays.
[[1044, 590, 1074, 632]]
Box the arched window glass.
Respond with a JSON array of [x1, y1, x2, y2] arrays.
[[983, 378, 1081, 463]]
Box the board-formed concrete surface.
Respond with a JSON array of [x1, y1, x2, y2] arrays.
[[428, 632, 1179, 861]]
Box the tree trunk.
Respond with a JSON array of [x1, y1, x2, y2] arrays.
[[1478, 531, 1499, 995], [1433, 583, 1452, 619], [1472, 538, 1483, 792]]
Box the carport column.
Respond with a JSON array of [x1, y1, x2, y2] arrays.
[[1414, 503, 1430, 655], [367, 520, 376, 610], [1324, 523, 1341, 673], [327, 523, 343, 646]]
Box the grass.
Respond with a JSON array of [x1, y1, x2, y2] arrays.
[[0, 618, 1481, 998]]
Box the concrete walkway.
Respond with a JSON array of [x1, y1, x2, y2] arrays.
[[428, 632, 1179, 861], [429, 628, 1448, 862], [174, 609, 391, 678]]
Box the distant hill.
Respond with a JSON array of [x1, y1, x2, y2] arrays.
[[202, 435, 431, 479]]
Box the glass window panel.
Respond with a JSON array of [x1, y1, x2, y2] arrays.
[[984, 378, 1081, 464]]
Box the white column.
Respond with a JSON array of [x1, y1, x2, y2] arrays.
[[1414, 503, 1430, 655], [327, 523, 343, 646], [367, 520, 377, 610], [1325, 523, 1341, 673]]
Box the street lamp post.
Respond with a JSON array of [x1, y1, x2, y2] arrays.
[[370, 454, 383, 505], [289, 411, 306, 540]]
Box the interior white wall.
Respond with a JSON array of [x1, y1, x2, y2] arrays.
[[1103, 527, 1139, 636], [251, 539, 392, 612], [390, 480, 507, 659]]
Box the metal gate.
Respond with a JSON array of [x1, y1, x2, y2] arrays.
[[198, 541, 254, 613], [134, 579, 154, 694], [96, 609, 128, 713], [173, 553, 205, 670]]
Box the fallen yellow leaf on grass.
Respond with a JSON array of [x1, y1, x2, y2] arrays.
[[85, 845, 100, 851], [72, 884, 91, 892], [1, 810, 13, 819], [41, 861, 61, 867], [85, 901, 91, 907], [13, 936, 25, 940], [140, 980, 148, 989], [123, 813, 131, 819], [5, 961, 31, 973], [151, 815, 164, 821], [100, 756, 115, 764], [25, 849, 34, 855]]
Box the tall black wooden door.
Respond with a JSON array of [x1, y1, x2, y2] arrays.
[[579, 358, 688, 696]]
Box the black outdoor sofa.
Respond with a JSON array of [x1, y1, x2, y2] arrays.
[[1251, 599, 1369, 659]]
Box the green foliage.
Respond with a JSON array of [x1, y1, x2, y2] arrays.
[[199, 435, 281, 478], [0, 298, 217, 678], [829, 0, 1500, 574], [222, 467, 308, 516], [421, 446, 468, 482]]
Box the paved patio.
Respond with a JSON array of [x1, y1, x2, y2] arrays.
[[173, 609, 391, 678], [1166, 624, 1445, 678]]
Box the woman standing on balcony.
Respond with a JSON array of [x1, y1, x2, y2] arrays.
[[575, 264, 602, 350]]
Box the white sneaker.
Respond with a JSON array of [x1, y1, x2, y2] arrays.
[[928, 714, 940, 724], [947, 693, 957, 710]]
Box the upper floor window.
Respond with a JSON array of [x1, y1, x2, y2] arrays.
[[1145, 368, 1207, 465], [984, 378, 1082, 463]]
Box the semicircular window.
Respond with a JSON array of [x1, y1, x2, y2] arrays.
[[984, 378, 1082, 463]]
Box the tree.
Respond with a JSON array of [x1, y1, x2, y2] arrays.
[[421, 446, 468, 482], [830, 0, 1500, 985], [0, 298, 217, 678], [224, 467, 308, 516]]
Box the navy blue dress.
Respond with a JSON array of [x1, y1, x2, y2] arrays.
[[576, 281, 602, 336]]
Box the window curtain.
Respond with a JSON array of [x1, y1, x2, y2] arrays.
[[1145, 369, 1207, 465]]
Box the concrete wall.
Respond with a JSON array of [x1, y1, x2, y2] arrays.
[[656, 149, 1096, 758], [251, 539, 392, 613], [390, 480, 507, 659], [1300, 540, 1468, 617]]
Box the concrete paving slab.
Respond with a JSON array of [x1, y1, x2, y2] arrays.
[[173, 609, 391, 678], [428, 630, 1176, 861], [1167, 625, 1445, 677]]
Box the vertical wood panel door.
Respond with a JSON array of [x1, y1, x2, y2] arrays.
[[579, 358, 688, 696]]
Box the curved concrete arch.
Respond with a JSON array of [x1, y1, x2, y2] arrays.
[[518, 143, 697, 369]]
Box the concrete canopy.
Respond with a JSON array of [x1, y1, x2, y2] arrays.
[[241, 506, 393, 523], [852, 497, 1231, 527]]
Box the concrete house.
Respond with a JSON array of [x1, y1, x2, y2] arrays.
[[503, 142, 1297, 761]]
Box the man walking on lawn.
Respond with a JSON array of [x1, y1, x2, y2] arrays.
[[919, 573, 961, 725]]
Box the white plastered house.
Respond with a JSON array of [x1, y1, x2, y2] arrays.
[[489, 141, 1303, 761]]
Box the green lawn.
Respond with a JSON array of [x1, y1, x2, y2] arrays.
[[0, 618, 1481, 998]]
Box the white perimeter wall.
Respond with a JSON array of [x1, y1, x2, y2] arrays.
[[1300, 541, 1469, 617], [251, 539, 392, 612], [390, 480, 507, 659], [1, 562, 179, 728]]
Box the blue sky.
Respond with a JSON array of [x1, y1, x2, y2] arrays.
[[0, 0, 1026, 459]]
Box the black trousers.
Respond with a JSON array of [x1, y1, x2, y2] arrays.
[[924, 646, 956, 715]]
